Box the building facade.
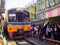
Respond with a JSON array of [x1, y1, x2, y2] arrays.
[[26, 0, 60, 23], [26, 3, 38, 22], [37, 0, 60, 21]]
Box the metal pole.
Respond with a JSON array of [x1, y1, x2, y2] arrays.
[[33, 0, 36, 19], [35, 4, 36, 19]]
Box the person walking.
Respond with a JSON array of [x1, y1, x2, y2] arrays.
[[52, 24, 58, 40]]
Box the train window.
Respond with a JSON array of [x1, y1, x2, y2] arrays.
[[8, 14, 16, 22], [16, 12, 24, 22], [23, 11, 30, 22]]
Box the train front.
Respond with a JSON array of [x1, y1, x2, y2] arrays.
[[5, 9, 31, 39]]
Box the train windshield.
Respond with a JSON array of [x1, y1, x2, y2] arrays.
[[16, 11, 30, 22], [8, 10, 30, 22]]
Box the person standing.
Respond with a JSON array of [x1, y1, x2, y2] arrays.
[[34, 26, 39, 38], [52, 24, 58, 40], [0, 14, 4, 45], [46, 25, 52, 38], [30, 25, 34, 36], [57, 24, 60, 41], [38, 26, 43, 40], [0, 14, 4, 38], [43, 20, 48, 37]]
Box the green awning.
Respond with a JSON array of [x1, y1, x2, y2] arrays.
[[49, 16, 60, 24]]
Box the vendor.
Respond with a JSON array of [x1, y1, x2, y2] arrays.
[[0, 13, 4, 45], [0, 14, 4, 37]]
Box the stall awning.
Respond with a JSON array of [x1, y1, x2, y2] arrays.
[[45, 7, 60, 18]]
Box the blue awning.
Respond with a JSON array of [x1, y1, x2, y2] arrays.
[[32, 19, 38, 22]]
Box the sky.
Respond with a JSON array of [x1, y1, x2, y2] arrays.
[[5, 0, 37, 10]]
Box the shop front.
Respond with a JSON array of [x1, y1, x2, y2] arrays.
[[45, 7, 60, 24]]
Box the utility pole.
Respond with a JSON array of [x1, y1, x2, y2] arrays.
[[33, 0, 36, 19]]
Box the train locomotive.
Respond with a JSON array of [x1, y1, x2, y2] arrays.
[[4, 8, 31, 39]]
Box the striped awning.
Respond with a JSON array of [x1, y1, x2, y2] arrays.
[[45, 7, 60, 18]]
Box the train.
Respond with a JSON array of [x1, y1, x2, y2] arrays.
[[4, 8, 31, 39]]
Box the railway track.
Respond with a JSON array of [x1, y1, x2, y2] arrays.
[[14, 38, 35, 45]]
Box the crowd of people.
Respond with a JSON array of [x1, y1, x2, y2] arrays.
[[30, 21, 60, 41]]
